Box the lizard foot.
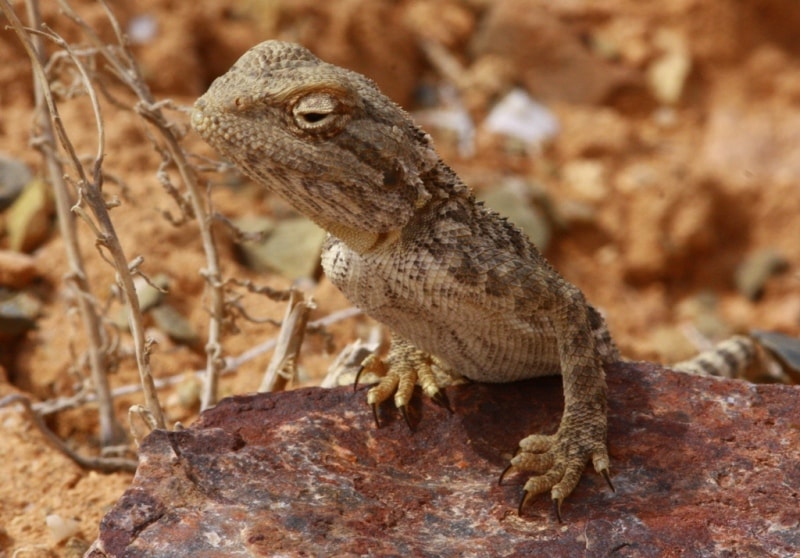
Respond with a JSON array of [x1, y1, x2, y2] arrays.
[[499, 419, 613, 520], [354, 337, 450, 428]]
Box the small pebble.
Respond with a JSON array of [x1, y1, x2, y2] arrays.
[[734, 249, 789, 300], [111, 274, 170, 330], [237, 217, 326, 279], [647, 29, 691, 105], [5, 178, 53, 253], [481, 185, 551, 251], [46, 513, 81, 544], [0, 250, 38, 288], [0, 290, 41, 337], [127, 14, 158, 45], [0, 152, 32, 211], [174, 373, 202, 411], [151, 303, 201, 349], [484, 89, 559, 147]]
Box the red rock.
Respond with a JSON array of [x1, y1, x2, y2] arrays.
[[87, 362, 800, 557]]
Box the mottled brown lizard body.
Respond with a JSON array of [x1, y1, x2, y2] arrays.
[[193, 40, 622, 517]]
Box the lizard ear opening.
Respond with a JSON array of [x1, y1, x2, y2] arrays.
[[292, 92, 351, 133]]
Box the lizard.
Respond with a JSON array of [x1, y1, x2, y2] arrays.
[[191, 40, 758, 519]]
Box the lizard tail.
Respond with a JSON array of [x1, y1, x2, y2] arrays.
[[671, 335, 757, 377]]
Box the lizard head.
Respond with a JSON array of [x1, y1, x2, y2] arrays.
[[192, 40, 441, 251]]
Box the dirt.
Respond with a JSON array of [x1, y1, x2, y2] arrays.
[[0, 0, 798, 554]]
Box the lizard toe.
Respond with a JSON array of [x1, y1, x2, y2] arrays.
[[510, 448, 556, 474], [518, 433, 558, 454]]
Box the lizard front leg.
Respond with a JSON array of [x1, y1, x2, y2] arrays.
[[356, 335, 450, 427], [501, 309, 613, 519]]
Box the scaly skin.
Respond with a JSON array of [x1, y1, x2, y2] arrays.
[[192, 40, 621, 518]]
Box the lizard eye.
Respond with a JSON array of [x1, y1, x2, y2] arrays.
[[292, 92, 350, 133]]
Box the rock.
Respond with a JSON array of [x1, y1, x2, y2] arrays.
[[45, 513, 81, 544], [269, 0, 422, 107], [88, 362, 800, 557], [4, 178, 53, 253], [150, 304, 201, 349], [734, 248, 789, 301], [0, 290, 41, 338], [126, 14, 158, 45], [675, 292, 734, 342], [699, 48, 800, 192], [403, 0, 475, 49], [166, 373, 203, 414], [483, 89, 560, 147], [111, 274, 170, 330], [646, 29, 692, 105], [0, 250, 38, 289], [237, 217, 326, 279], [480, 182, 551, 251], [0, 152, 32, 211], [561, 159, 608, 204], [136, 274, 170, 313]]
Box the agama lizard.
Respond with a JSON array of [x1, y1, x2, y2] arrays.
[[191, 40, 756, 519]]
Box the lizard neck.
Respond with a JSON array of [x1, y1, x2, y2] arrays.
[[325, 162, 469, 254]]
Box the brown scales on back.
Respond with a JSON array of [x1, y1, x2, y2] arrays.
[[192, 40, 757, 519]]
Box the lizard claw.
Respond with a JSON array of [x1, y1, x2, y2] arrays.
[[399, 405, 413, 429], [498, 462, 514, 486], [518, 490, 564, 522], [517, 489, 529, 517], [517, 490, 564, 523], [370, 402, 381, 428], [354, 364, 365, 392], [355, 353, 386, 393], [553, 498, 563, 523], [430, 390, 452, 413], [601, 467, 615, 492]]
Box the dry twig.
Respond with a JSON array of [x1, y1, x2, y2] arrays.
[[0, 394, 137, 473], [32, 306, 363, 416], [57, 0, 228, 410], [259, 290, 316, 392], [0, 0, 130, 446]]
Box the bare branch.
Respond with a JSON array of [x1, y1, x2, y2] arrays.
[[0, 394, 137, 473], [0, 0, 128, 446], [259, 291, 316, 392]]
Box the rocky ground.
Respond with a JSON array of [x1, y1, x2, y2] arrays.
[[0, 0, 798, 554]]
